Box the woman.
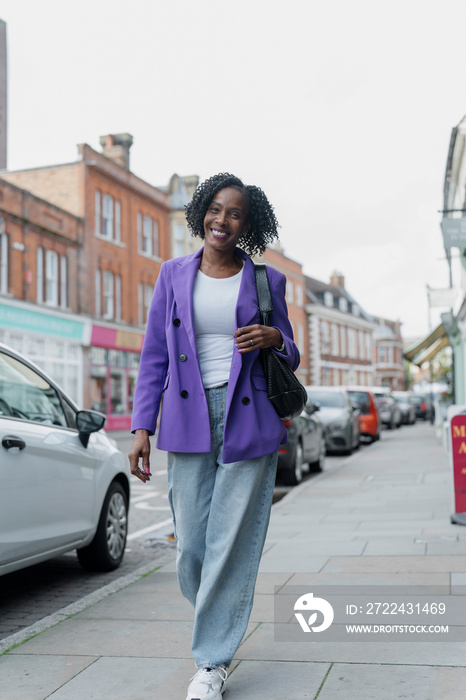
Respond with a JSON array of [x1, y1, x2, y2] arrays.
[[129, 172, 300, 700]]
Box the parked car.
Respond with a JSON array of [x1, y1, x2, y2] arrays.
[[305, 386, 360, 455], [0, 342, 130, 577], [369, 387, 402, 430], [277, 401, 326, 486], [345, 387, 381, 442], [392, 391, 416, 424], [409, 394, 432, 421]]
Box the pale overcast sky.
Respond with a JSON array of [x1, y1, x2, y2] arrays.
[[2, 0, 466, 338]]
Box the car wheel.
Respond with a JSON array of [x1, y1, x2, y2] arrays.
[[77, 481, 128, 572], [282, 441, 303, 486], [309, 438, 326, 472]]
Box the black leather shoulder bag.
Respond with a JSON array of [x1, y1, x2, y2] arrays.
[[254, 264, 308, 420]]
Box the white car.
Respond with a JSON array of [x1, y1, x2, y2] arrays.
[[0, 342, 130, 576]]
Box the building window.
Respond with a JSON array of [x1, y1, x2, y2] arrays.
[[332, 324, 339, 356], [387, 346, 393, 364], [37, 246, 44, 303], [175, 223, 184, 258], [95, 269, 101, 317], [142, 215, 153, 255], [95, 190, 101, 235], [103, 270, 114, 319], [153, 220, 159, 257], [115, 274, 122, 321], [144, 284, 153, 323], [348, 328, 356, 358], [286, 281, 294, 304], [0, 227, 8, 294], [340, 327, 347, 358], [324, 291, 333, 307], [102, 194, 114, 240], [115, 200, 121, 243], [353, 304, 360, 317], [379, 345, 386, 362], [297, 323, 304, 354], [45, 250, 59, 306], [339, 296, 348, 312], [321, 321, 330, 355], [60, 256, 67, 309], [358, 331, 364, 360], [296, 285, 303, 307], [138, 282, 143, 325], [366, 333, 372, 362]]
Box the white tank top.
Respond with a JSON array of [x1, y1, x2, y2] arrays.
[[193, 266, 244, 388]]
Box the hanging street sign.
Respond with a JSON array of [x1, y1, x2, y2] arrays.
[[441, 218, 466, 248]]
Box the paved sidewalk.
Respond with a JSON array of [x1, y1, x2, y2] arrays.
[[2, 423, 466, 699]]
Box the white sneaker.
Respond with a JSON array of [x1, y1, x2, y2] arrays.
[[185, 665, 228, 700]]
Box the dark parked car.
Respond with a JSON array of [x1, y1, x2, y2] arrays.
[[305, 386, 360, 455], [392, 391, 416, 424], [409, 394, 432, 421], [277, 402, 326, 486], [369, 387, 402, 430]]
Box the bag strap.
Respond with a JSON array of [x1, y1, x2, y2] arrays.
[[254, 264, 274, 327]]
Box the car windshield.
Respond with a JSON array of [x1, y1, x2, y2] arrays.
[[307, 390, 346, 408], [347, 391, 370, 413], [409, 396, 424, 405]]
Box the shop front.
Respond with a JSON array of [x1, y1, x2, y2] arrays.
[[90, 325, 144, 431], [0, 300, 87, 405]]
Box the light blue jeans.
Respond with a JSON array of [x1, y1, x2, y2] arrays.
[[167, 384, 277, 668]]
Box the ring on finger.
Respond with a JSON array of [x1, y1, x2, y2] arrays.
[[250, 338, 254, 346]]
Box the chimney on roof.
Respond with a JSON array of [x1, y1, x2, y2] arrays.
[[99, 133, 133, 170], [330, 270, 345, 288]]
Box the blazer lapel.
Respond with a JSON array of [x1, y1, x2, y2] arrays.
[[171, 249, 203, 360]]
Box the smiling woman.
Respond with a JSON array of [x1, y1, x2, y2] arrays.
[[129, 172, 300, 700]]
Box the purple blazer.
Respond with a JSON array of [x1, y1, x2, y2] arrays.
[[131, 247, 300, 463]]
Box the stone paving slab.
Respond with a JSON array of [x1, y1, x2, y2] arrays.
[[78, 589, 193, 621], [318, 662, 466, 700], [363, 539, 427, 555], [262, 540, 367, 557], [321, 556, 466, 573], [286, 571, 450, 587], [235, 623, 466, 666], [227, 660, 330, 699], [258, 553, 329, 573], [0, 655, 97, 700]]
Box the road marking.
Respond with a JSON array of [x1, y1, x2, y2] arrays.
[[134, 503, 171, 511], [127, 518, 173, 541]]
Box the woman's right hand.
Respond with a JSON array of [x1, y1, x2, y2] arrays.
[[128, 429, 152, 483]]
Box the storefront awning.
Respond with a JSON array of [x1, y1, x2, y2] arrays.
[[404, 323, 449, 366]]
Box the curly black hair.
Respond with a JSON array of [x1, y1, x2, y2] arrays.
[[184, 172, 279, 257]]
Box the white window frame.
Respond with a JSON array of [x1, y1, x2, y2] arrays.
[[143, 215, 152, 255], [115, 274, 122, 321], [297, 323, 304, 354], [95, 269, 101, 317], [60, 255, 67, 309], [37, 246, 44, 303], [348, 328, 356, 358], [137, 212, 142, 252], [103, 270, 114, 319], [331, 324, 339, 356], [95, 190, 101, 235], [115, 200, 121, 243], [153, 220, 159, 257], [45, 250, 59, 306], [144, 284, 153, 324], [286, 281, 294, 305], [102, 194, 114, 240], [0, 229, 8, 294], [321, 321, 330, 354], [324, 291, 333, 307], [296, 285, 303, 307], [339, 296, 348, 312], [138, 282, 143, 325], [340, 326, 347, 358]]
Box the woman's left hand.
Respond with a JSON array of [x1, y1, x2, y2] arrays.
[[234, 324, 283, 353]]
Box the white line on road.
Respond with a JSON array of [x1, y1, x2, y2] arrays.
[[127, 518, 173, 541]]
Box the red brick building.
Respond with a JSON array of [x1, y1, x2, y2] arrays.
[[2, 134, 171, 428], [0, 177, 86, 401]]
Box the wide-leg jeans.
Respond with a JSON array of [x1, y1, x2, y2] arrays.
[[167, 384, 278, 668]]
